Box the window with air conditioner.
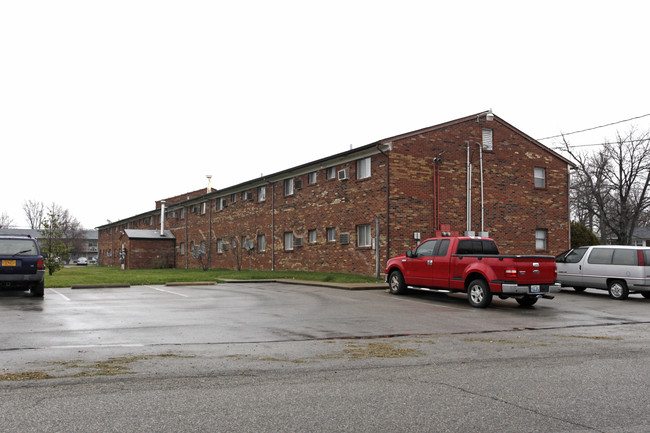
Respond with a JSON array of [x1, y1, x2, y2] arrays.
[[284, 232, 294, 250], [284, 179, 294, 196], [337, 168, 349, 181]]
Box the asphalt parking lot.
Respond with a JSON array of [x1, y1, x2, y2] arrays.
[[2, 283, 650, 432]]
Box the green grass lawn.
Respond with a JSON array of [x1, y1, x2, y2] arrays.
[[44, 266, 383, 288]]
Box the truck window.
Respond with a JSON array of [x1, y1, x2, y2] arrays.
[[457, 239, 499, 255], [414, 240, 438, 258], [435, 239, 450, 257], [588, 248, 614, 265]]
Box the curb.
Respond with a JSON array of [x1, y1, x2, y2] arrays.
[[165, 281, 217, 287], [71, 283, 131, 289]]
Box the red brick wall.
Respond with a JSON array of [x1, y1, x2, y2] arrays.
[[98, 115, 571, 275]]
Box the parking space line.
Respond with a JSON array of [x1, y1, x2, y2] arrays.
[[48, 289, 71, 301], [146, 286, 189, 297]]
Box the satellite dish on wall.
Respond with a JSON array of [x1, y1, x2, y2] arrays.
[[243, 241, 255, 251]]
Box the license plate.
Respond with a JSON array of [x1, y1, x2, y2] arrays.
[[2, 260, 17, 267], [531, 285, 540, 293]]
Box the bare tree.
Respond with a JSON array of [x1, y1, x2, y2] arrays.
[[0, 212, 14, 228], [23, 200, 44, 229], [563, 128, 650, 245]]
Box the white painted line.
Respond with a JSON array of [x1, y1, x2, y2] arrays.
[[50, 344, 145, 349], [146, 286, 189, 297], [48, 289, 71, 301]]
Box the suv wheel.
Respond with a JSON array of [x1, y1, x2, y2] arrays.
[[32, 281, 44, 298]]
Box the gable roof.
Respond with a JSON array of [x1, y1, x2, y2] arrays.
[[381, 111, 575, 167]]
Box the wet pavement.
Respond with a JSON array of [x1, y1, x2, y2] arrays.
[[3, 283, 650, 432]]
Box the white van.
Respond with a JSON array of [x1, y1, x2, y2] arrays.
[[556, 245, 650, 300]]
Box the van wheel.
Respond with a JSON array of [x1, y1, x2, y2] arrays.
[[388, 271, 406, 295], [516, 296, 538, 307], [642, 292, 650, 299], [467, 279, 492, 308], [608, 280, 629, 300], [573, 286, 586, 293]]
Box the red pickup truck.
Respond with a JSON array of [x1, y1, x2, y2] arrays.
[[385, 236, 560, 308]]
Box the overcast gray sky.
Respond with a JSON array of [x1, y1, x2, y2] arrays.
[[2, 0, 649, 229]]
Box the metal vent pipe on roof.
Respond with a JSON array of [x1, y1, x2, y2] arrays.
[[160, 200, 166, 236]]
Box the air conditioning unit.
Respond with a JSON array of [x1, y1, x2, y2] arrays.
[[295, 237, 303, 247], [339, 233, 350, 245], [337, 168, 349, 181]]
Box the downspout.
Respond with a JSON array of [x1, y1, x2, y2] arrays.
[[376, 142, 390, 274], [208, 199, 212, 269], [184, 206, 189, 269], [466, 141, 471, 233], [475, 142, 484, 234], [271, 181, 275, 271]]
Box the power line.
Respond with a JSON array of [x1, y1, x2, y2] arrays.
[[537, 113, 650, 141]]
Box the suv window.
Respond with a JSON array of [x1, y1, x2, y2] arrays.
[[0, 239, 39, 255]]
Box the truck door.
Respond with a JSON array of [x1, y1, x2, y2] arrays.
[[406, 239, 439, 286], [430, 239, 451, 288]]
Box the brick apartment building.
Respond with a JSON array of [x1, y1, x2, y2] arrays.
[[97, 111, 573, 276]]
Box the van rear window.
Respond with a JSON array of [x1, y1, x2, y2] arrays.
[[588, 248, 638, 266]]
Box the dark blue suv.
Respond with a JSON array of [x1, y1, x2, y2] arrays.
[[0, 235, 46, 297]]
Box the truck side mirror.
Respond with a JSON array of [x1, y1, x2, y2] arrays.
[[406, 250, 414, 258]]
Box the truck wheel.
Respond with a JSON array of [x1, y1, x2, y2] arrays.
[[388, 271, 406, 295], [467, 279, 492, 308], [32, 281, 44, 298], [516, 296, 538, 307], [608, 280, 629, 300]]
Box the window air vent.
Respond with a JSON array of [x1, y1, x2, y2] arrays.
[[295, 180, 303, 190], [295, 237, 303, 247], [340, 233, 350, 245]]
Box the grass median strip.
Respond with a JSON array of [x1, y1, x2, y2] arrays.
[[45, 267, 382, 289]]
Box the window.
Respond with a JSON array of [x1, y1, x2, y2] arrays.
[[457, 239, 499, 255], [612, 249, 637, 266], [482, 128, 493, 151], [284, 232, 294, 250], [357, 157, 371, 179], [534, 167, 546, 188], [564, 247, 588, 263], [200, 202, 207, 215], [241, 191, 247, 201], [414, 240, 438, 257], [326, 167, 336, 179], [231, 193, 237, 204], [535, 229, 547, 251], [258, 186, 266, 202], [180, 208, 185, 219], [180, 243, 185, 255], [327, 227, 336, 242], [217, 239, 223, 254], [308, 229, 317, 243], [257, 234, 266, 252], [308, 171, 317, 184], [588, 248, 614, 264], [357, 224, 371, 247], [284, 179, 294, 196], [217, 198, 227, 211]]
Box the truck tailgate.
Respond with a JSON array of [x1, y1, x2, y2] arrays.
[[512, 257, 556, 284]]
